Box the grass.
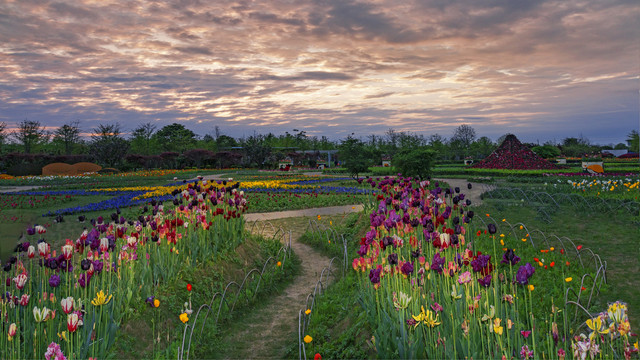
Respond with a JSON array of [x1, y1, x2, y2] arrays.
[[111, 233, 300, 359], [476, 198, 640, 331]]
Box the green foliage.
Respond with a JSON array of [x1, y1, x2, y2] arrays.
[[153, 123, 197, 153], [627, 130, 639, 153], [393, 146, 435, 180], [531, 144, 561, 159], [339, 136, 372, 179]]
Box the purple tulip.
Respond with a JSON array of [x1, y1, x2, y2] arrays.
[[49, 274, 61, 288], [401, 261, 414, 276], [478, 274, 492, 287], [369, 268, 381, 284]]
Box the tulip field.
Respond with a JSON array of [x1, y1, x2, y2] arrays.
[[0, 169, 638, 359]]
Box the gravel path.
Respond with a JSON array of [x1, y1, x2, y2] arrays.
[[434, 178, 494, 206]]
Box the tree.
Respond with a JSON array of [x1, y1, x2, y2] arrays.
[[12, 120, 49, 154], [240, 133, 272, 168], [0, 122, 6, 153], [89, 123, 129, 167], [470, 136, 496, 159], [626, 130, 639, 153], [216, 134, 237, 149], [451, 125, 476, 149], [129, 122, 157, 155], [153, 123, 197, 153], [531, 145, 561, 159], [53, 121, 81, 155], [338, 135, 372, 179], [394, 146, 436, 180]]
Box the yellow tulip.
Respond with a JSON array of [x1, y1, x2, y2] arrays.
[[91, 290, 113, 306]]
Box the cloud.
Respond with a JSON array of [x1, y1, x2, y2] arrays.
[[0, 0, 636, 144]]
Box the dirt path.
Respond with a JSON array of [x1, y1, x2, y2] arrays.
[[216, 210, 347, 359]]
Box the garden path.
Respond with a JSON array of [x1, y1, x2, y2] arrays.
[[0, 185, 42, 193], [214, 206, 360, 359], [433, 178, 494, 206]]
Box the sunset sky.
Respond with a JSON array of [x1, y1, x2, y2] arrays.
[[0, 0, 638, 145]]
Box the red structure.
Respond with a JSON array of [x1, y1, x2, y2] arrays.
[[471, 134, 559, 170]]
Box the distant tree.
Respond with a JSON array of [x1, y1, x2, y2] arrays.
[[129, 122, 157, 155], [339, 135, 372, 179], [89, 123, 129, 167], [216, 134, 238, 149], [394, 146, 436, 180], [153, 123, 197, 153], [240, 134, 272, 168], [531, 145, 561, 159], [614, 143, 628, 150], [470, 136, 495, 159], [451, 125, 477, 150], [561, 136, 594, 157], [12, 120, 50, 154], [626, 130, 639, 153], [53, 121, 81, 155], [0, 122, 6, 153]]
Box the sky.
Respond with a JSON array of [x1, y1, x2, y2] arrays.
[[0, 0, 638, 145]]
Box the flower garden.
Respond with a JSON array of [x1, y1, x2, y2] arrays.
[[0, 166, 638, 359]]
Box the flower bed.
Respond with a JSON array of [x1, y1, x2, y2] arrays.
[[348, 176, 636, 359], [0, 181, 248, 359]]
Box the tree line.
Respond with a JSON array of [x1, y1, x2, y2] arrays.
[[0, 120, 637, 176]]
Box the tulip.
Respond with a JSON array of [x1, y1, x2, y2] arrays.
[[49, 274, 61, 288], [33, 306, 51, 323], [91, 290, 112, 306], [27, 245, 35, 258], [38, 242, 50, 257], [13, 273, 28, 290], [61, 297, 74, 314], [61, 244, 73, 260], [8, 323, 16, 341], [19, 294, 30, 306], [67, 313, 81, 333]]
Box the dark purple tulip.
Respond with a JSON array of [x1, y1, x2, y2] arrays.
[[466, 199, 471, 206], [455, 187, 460, 193], [430, 253, 446, 274], [515, 263, 536, 285], [388, 253, 398, 265], [487, 223, 497, 234], [471, 254, 491, 273], [401, 262, 414, 276], [78, 273, 91, 288], [26, 227, 36, 236], [501, 249, 521, 266], [49, 274, 61, 288], [357, 245, 369, 256], [411, 250, 420, 258], [369, 268, 381, 284], [467, 210, 474, 218], [467, 183, 472, 189], [6, 277, 10, 286], [146, 296, 155, 307], [478, 274, 492, 287]]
